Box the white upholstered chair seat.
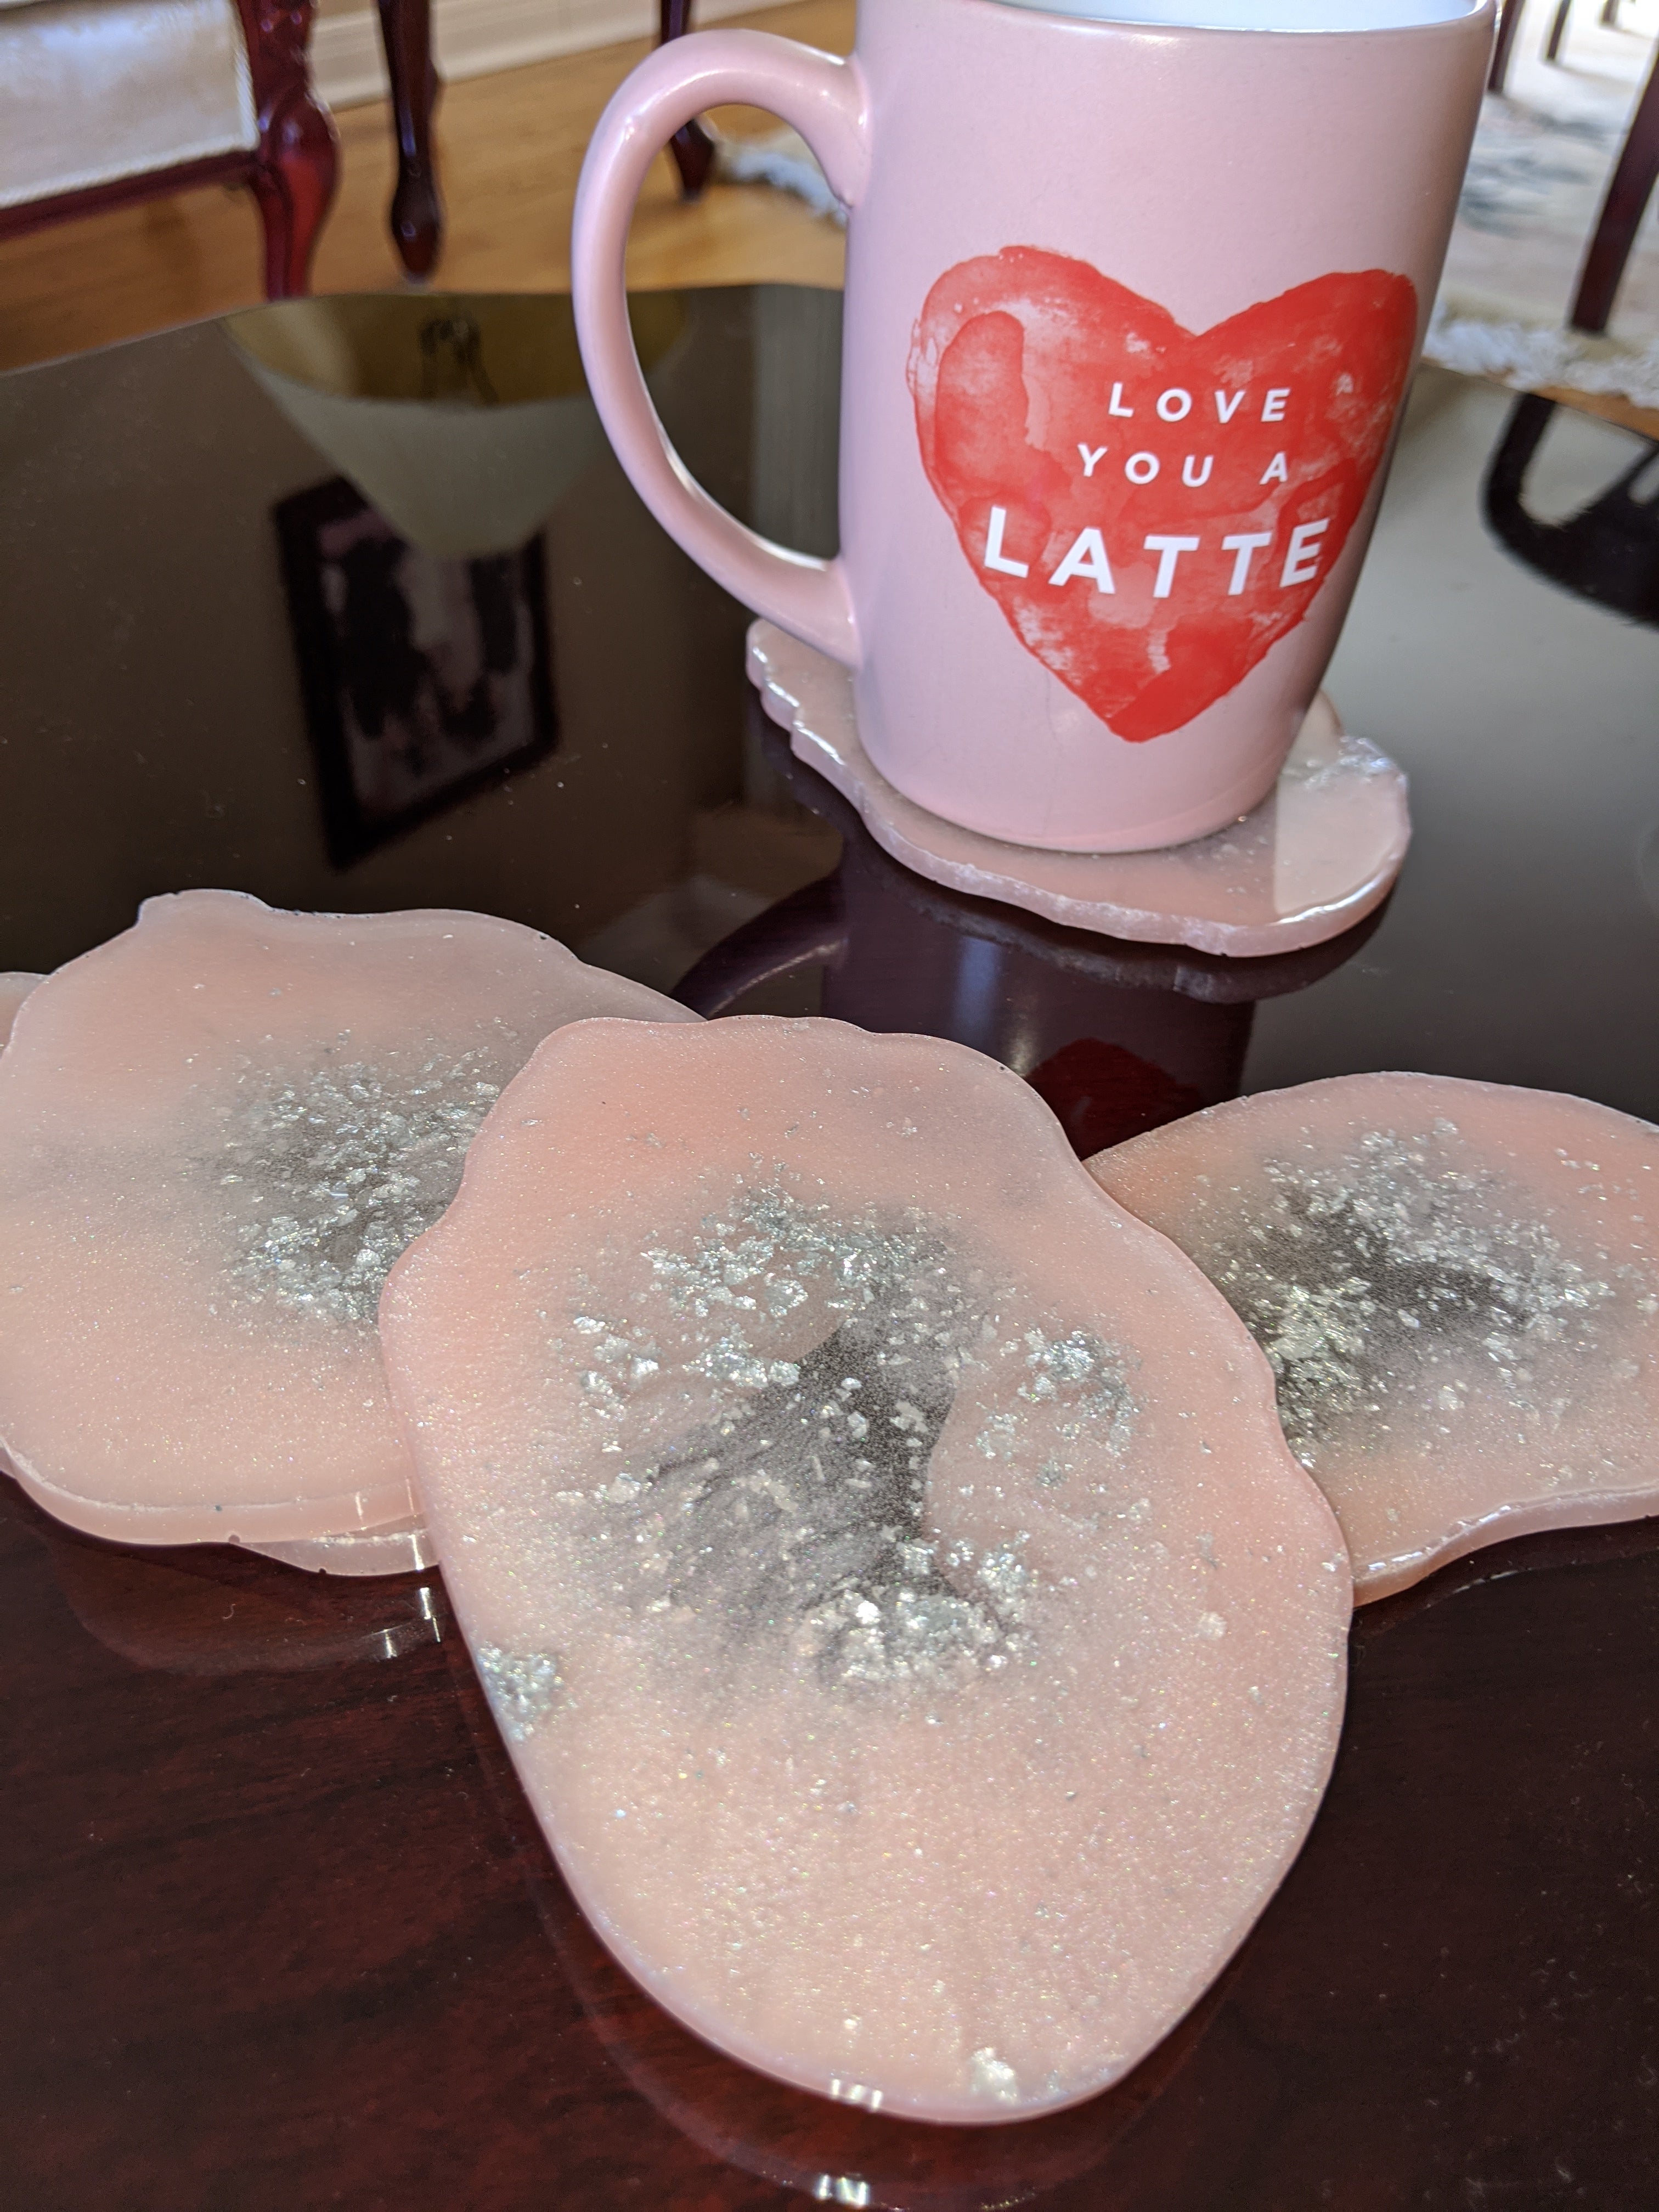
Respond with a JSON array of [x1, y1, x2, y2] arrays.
[[0, 0, 258, 211]]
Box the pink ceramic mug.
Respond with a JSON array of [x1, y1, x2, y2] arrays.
[[573, 0, 1491, 852]]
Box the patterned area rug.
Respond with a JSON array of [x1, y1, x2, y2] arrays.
[[1445, 3, 1657, 331], [1424, 0, 1659, 404]]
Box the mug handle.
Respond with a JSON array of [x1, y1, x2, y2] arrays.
[[572, 31, 869, 667]]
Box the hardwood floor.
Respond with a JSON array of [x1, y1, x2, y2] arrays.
[[0, 0, 854, 374]]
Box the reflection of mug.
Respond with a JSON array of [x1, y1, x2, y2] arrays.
[[573, 0, 1489, 851], [677, 701, 1383, 1153]]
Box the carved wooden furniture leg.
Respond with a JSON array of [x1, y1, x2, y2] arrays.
[[660, 0, 715, 200], [1572, 44, 1659, 332], [378, 0, 443, 279], [1487, 0, 1524, 92], [1485, 44, 1659, 628], [236, 0, 340, 297]]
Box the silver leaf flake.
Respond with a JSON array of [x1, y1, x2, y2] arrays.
[[577, 1186, 1140, 1695], [476, 1641, 563, 1742], [1210, 1130, 1621, 1462], [224, 1050, 501, 1323]]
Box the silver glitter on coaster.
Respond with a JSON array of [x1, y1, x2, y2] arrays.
[[1006, 1325, 1134, 1468], [476, 1641, 563, 1741], [640, 1317, 1029, 1689], [567, 1187, 1139, 1691], [1207, 1126, 1620, 1461], [221, 1051, 501, 1323], [573, 1186, 1134, 1692], [968, 2047, 1021, 2104]]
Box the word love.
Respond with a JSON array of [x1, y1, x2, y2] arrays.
[[1092, 383, 1290, 427], [983, 510, 1331, 599], [909, 249, 1417, 741]]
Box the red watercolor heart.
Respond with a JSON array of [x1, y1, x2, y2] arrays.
[[909, 250, 1417, 742]]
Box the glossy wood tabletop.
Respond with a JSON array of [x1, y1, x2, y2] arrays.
[[4, 1478, 1656, 2210], [1, 289, 1656, 2208]]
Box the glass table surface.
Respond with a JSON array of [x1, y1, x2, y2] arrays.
[[1, 288, 1657, 2208]]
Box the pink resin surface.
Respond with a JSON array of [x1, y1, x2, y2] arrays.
[[0, 972, 42, 1048], [747, 619, 1410, 956], [1089, 1074, 1659, 1600], [380, 1017, 1350, 2123], [0, 892, 697, 1556]]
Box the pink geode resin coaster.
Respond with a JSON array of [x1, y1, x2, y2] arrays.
[[0, 891, 696, 1565], [1088, 1074, 1659, 1601], [746, 620, 1410, 958], [380, 1015, 1350, 2123], [0, 973, 41, 1048]]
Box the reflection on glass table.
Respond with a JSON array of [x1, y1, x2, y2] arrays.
[[274, 476, 557, 865], [676, 705, 1384, 1157], [1483, 390, 1659, 629]]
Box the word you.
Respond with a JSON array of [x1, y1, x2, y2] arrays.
[[983, 508, 1330, 597]]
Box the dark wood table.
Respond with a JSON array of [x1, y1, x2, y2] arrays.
[[1, 289, 1657, 2208]]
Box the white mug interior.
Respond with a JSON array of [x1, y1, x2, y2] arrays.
[[989, 0, 1482, 30]]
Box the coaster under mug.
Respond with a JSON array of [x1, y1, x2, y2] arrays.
[[746, 619, 1409, 958]]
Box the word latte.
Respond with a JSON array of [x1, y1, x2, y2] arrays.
[[983, 505, 1329, 600]]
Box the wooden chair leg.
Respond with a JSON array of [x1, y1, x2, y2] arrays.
[[1544, 0, 1572, 63], [1488, 0, 1525, 92], [377, 0, 443, 279], [236, 0, 340, 297], [1572, 45, 1659, 331], [659, 0, 715, 200]]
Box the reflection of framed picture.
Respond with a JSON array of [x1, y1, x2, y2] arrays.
[[275, 477, 557, 866]]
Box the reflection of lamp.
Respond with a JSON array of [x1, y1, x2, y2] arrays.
[[223, 293, 687, 559], [677, 706, 1383, 1158]]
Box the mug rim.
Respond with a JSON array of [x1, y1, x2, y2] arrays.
[[962, 0, 1491, 37]]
